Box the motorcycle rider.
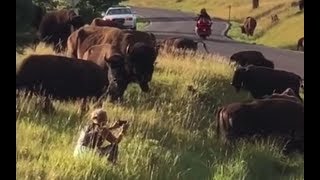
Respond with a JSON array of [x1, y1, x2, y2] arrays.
[[195, 8, 212, 36], [197, 8, 212, 22]]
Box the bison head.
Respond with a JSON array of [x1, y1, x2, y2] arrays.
[[229, 53, 239, 63], [126, 42, 157, 92], [69, 15, 85, 31], [105, 54, 129, 102], [231, 67, 248, 92], [229, 53, 247, 67], [262, 59, 275, 69]]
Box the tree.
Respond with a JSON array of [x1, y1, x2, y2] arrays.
[[16, 0, 34, 33], [252, 0, 259, 9], [75, 0, 123, 23], [32, 0, 59, 10]]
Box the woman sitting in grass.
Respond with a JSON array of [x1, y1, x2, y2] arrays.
[[74, 108, 129, 164]]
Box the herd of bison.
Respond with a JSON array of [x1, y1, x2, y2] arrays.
[[240, 0, 304, 51], [16, 8, 304, 155]]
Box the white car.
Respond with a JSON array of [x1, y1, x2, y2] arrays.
[[101, 6, 137, 30]]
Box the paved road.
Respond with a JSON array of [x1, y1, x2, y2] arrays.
[[132, 7, 304, 78]]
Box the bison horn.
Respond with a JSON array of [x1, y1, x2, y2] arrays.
[[125, 44, 131, 55]]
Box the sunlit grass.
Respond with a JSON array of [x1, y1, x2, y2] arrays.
[[16, 44, 304, 180]]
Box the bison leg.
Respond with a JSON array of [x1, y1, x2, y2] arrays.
[[43, 97, 55, 114], [283, 139, 304, 155], [139, 82, 150, 93], [35, 96, 55, 114]]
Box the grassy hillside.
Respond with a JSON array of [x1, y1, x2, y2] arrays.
[[16, 45, 304, 180], [124, 0, 304, 50], [255, 12, 304, 49]]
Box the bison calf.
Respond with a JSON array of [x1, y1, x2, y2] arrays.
[[231, 65, 303, 99], [216, 99, 304, 150], [230, 50, 274, 69]]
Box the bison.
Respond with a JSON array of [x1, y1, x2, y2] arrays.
[[91, 18, 125, 29], [157, 37, 209, 54], [38, 9, 85, 52], [297, 37, 304, 51], [122, 29, 157, 48], [298, 0, 304, 11], [216, 99, 304, 152], [67, 26, 158, 93], [271, 14, 279, 24], [67, 26, 158, 60], [241, 17, 257, 37], [229, 50, 274, 69], [82, 44, 129, 101], [16, 54, 108, 100], [231, 65, 303, 100]]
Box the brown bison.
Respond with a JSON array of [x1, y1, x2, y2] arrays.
[[297, 37, 304, 51], [216, 99, 304, 152], [16, 54, 108, 100], [66, 26, 124, 59], [38, 9, 85, 52], [157, 37, 209, 53], [67, 26, 157, 60], [291, 1, 299, 7], [91, 18, 125, 29], [231, 65, 303, 100], [271, 14, 279, 24], [229, 51, 274, 69], [122, 29, 157, 48], [241, 17, 257, 37], [298, 0, 304, 11], [82, 44, 128, 101], [67, 26, 158, 93]]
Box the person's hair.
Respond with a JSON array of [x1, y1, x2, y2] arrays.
[[200, 8, 207, 14], [90, 108, 107, 124]]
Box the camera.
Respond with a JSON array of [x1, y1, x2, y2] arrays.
[[115, 120, 128, 126]]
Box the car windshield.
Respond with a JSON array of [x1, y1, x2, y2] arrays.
[[107, 8, 132, 15]]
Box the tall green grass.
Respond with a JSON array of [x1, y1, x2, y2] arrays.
[[16, 45, 304, 180]]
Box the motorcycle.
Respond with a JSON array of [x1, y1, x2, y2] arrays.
[[195, 17, 212, 40]]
